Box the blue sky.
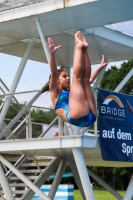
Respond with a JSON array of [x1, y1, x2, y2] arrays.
[[0, 53, 50, 92]]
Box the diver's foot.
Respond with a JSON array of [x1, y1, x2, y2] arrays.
[[79, 32, 89, 48], [75, 31, 85, 49]]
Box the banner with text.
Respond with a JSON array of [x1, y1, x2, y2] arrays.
[[99, 89, 133, 161]]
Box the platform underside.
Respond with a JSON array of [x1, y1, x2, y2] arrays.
[[0, 0, 133, 66], [1, 136, 133, 167]]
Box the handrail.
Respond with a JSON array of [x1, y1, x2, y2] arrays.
[[0, 90, 41, 97]]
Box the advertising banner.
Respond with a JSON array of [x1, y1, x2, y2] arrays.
[[99, 89, 133, 161]]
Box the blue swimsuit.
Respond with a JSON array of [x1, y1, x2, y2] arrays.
[[55, 90, 96, 127]]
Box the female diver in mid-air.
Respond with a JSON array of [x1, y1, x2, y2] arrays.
[[45, 31, 109, 127]]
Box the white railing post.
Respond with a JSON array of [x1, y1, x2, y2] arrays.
[[28, 108, 32, 138], [26, 117, 29, 139], [58, 117, 64, 136]]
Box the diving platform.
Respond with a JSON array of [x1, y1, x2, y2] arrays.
[[1, 135, 133, 168]]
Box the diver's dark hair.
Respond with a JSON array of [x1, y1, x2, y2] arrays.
[[42, 69, 66, 93]]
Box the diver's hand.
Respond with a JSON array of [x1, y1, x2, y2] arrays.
[[47, 37, 61, 54]]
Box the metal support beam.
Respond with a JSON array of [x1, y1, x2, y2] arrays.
[[0, 78, 26, 113], [26, 117, 29, 139], [35, 18, 50, 64], [33, 18, 64, 141], [93, 89, 98, 135], [0, 90, 42, 139], [48, 158, 68, 199], [87, 168, 123, 200], [114, 68, 133, 92], [86, 27, 133, 48], [0, 162, 15, 200], [69, 159, 86, 200], [72, 148, 95, 200], [64, 122, 69, 136], [0, 40, 35, 131], [93, 67, 106, 88], [123, 175, 133, 200], [28, 108, 32, 138], [0, 155, 51, 200], [58, 117, 64, 136]]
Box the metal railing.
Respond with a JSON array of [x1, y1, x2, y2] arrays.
[[0, 89, 58, 140], [2, 105, 58, 140]]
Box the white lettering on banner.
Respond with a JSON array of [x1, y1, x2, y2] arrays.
[[102, 128, 115, 138], [122, 143, 133, 156], [101, 128, 133, 158], [101, 106, 125, 117], [117, 129, 131, 140]]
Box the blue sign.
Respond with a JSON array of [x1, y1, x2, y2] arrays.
[[99, 89, 133, 162]]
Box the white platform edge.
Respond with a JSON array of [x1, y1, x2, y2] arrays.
[[0, 135, 99, 152], [0, 0, 96, 23]]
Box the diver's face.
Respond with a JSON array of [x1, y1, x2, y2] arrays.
[[58, 71, 70, 90]]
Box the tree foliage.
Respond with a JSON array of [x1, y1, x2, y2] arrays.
[[100, 60, 133, 95], [31, 108, 57, 124]]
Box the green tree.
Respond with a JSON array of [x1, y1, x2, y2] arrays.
[[100, 60, 133, 94], [31, 108, 57, 124]]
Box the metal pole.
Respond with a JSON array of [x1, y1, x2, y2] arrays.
[[0, 162, 15, 200], [35, 18, 50, 64], [66, 122, 74, 135], [0, 40, 35, 131], [93, 89, 98, 135], [0, 155, 51, 200], [114, 68, 133, 92], [35, 17, 65, 139], [64, 122, 69, 136], [69, 159, 86, 200], [87, 168, 123, 200], [72, 148, 95, 200], [0, 90, 42, 139], [123, 175, 133, 200], [58, 117, 63, 136], [26, 117, 29, 139], [28, 108, 32, 138], [48, 158, 68, 199]]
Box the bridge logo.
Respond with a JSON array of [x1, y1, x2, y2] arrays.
[[102, 95, 124, 108]]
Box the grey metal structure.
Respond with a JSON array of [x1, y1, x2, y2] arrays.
[[0, 0, 133, 200]]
